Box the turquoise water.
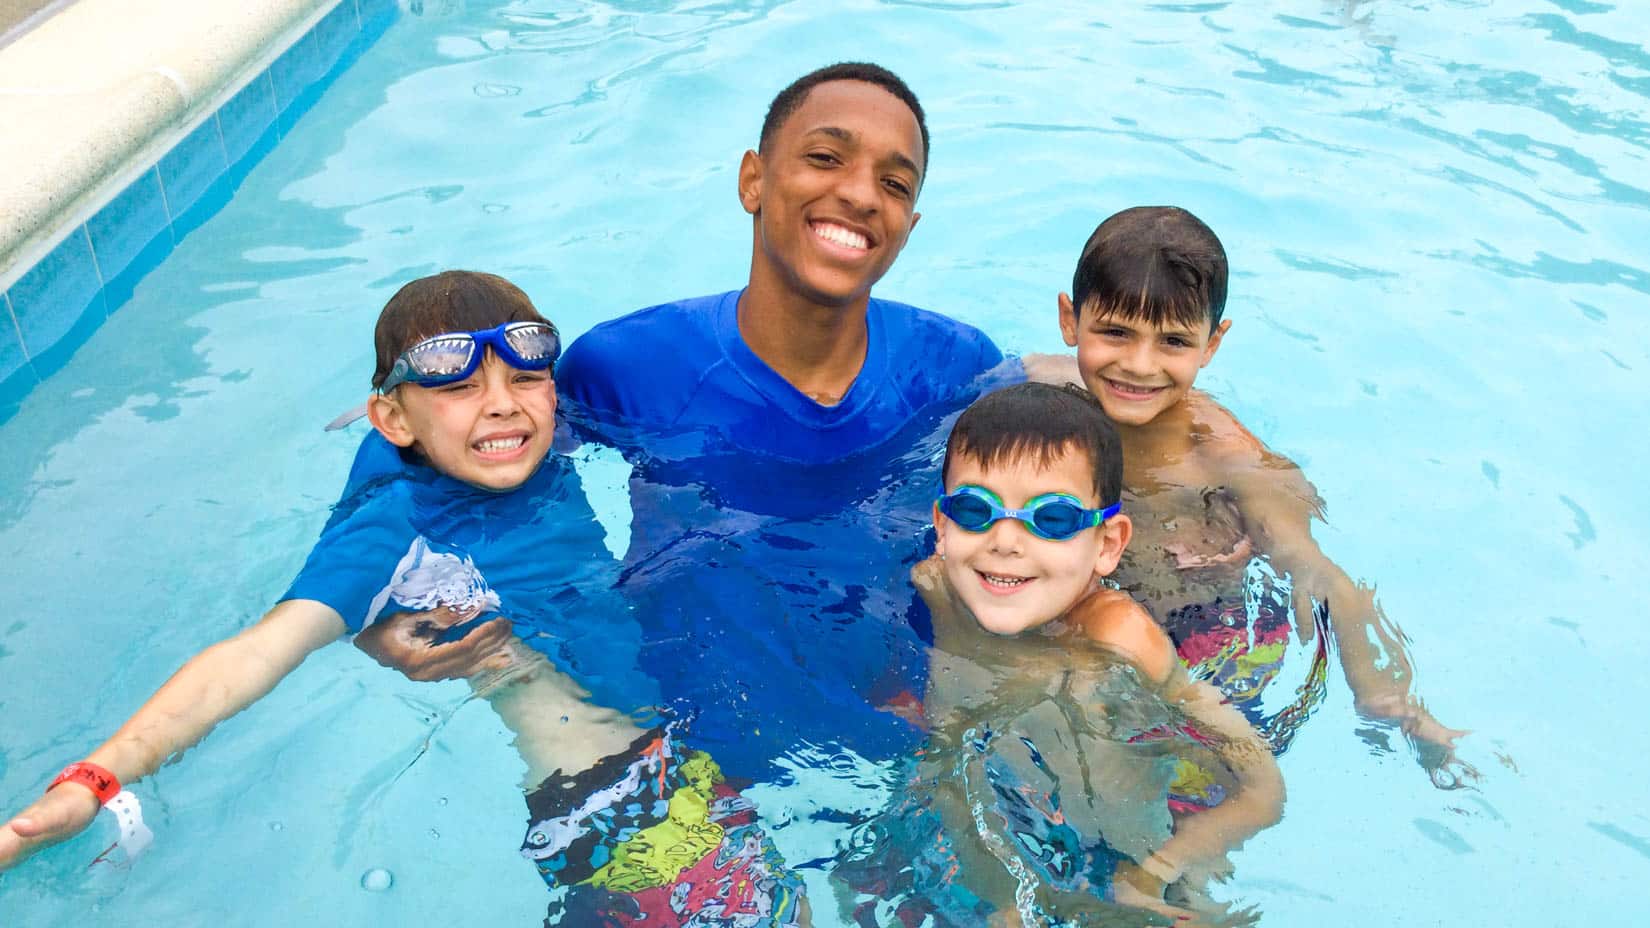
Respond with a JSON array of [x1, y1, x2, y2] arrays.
[[2, 1, 1647, 924]]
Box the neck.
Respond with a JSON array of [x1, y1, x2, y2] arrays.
[[1116, 394, 1201, 485], [738, 267, 870, 407]]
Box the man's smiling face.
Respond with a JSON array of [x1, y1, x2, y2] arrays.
[[739, 79, 925, 308]]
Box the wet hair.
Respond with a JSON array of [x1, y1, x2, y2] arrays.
[[758, 62, 930, 177], [371, 270, 549, 389], [1070, 206, 1228, 332], [942, 383, 1124, 506]]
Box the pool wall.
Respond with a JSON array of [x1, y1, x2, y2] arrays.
[[0, 0, 397, 419]]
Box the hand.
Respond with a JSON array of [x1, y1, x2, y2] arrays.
[[1404, 715, 1481, 791], [1112, 860, 1199, 923], [1019, 352, 1083, 387], [0, 784, 102, 872], [1357, 696, 1481, 790], [352, 607, 514, 682]]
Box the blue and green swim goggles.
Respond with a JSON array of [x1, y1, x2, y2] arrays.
[[937, 485, 1122, 541], [377, 321, 561, 393]]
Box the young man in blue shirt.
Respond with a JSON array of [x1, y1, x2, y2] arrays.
[[356, 64, 1006, 782]]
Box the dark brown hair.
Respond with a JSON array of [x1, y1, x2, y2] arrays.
[[371, 271, 548, 389], [1071, 206, 1228, 332], [942, 383, 1124, 505]]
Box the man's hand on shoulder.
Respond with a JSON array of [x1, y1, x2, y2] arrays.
[[1020, 353, 1082, 387]]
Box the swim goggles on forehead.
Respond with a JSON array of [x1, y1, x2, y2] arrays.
[[937, 484, 1121, 541], [377, 321, 561, 393]]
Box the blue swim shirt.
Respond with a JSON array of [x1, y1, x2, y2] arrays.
[[555, 290, 1004, 464]]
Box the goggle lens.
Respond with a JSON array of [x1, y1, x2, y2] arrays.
[[1031, 501, 1086, 538], [503, 322, 559, 362], [406, 336, 479, 377], [945, 493, 996, 531]]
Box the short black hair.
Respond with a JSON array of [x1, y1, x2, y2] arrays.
[[1071, 206, 1228, 332], [942, 383, 1124, 506], [372, 271, 549, 389], [758, 62, 930, 175]]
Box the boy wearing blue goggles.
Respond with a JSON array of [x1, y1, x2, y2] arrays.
[[928, 383, 1135, 639], [903, 383, 1284, 919]]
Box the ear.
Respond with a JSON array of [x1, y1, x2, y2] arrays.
[[1091, 513, 1133, 579], [737, 149, 764, 215], [367, 392, 418, 448], [909, 210, 921, 233], [1201, 319, 1232, 368], [1058, 292, 1080, 347], [932, 501, 949, 557]]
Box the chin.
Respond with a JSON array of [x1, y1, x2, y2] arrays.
[[970, 609, 1041, 637]]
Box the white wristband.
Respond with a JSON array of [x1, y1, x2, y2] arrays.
[[104, 790, 153, 860]]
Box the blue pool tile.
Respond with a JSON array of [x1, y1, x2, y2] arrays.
[[85, 168, 170, 291], [28, 285, 113, 380], [313, 1, 360, 74], [1, 292, 28, 378], [218, 72, 279, 166], [8, 228, 107, 359], [158, 118, 229, 220], [102, 228, 174, 313], [171, 171, 238, 242], [270, 32, 324, 114], [0, 362, 38, 425]]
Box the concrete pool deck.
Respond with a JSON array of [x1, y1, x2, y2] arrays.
[[0, 0, 339, 293], [0, 0, 394, 408]]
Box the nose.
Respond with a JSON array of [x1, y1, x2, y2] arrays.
[[478, 355, 522, 417], [1118, 338, 1156, 376], [984, 516, 1027, 555], [835, 160, 880, 215]]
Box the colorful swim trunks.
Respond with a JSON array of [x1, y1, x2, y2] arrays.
[[521, 723, 807, 927]]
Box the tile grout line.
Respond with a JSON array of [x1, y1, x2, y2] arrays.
[[81, 224, 105, 288], [3, 290, 26, 363], [154, 164, 175, 224], [210, 111, 230, 166]]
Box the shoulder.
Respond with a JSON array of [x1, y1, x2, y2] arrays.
[[1070, 588, 1177, 684], [1188, 392, 1324, 516], [557, 293, 730, 426], [560, 295, 723, 378], [877, 298, 1002, 363], [874, 298, 1006, 400]]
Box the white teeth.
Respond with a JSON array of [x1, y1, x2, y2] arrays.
[[981, 572, 1030, 587], [813, 222, 868, 250], [475, 436, 525, 453]]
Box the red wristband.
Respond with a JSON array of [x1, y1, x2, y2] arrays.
[[48, 762, 121, 806]]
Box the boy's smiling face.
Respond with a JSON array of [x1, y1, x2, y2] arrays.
[[368, 352, 557, 491], [1059, 294, 1231, 428], [935, 446, 1129, 636], [738, 79, 925, 308]]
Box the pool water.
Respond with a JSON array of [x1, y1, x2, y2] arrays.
[[2, 1, 1647, 924]]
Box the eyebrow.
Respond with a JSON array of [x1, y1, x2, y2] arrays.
[[807, 126, 923, 180]]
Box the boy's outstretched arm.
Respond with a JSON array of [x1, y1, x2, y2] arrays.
[[0, 599, 346, 872], [1227, 455, 1475, 787]]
